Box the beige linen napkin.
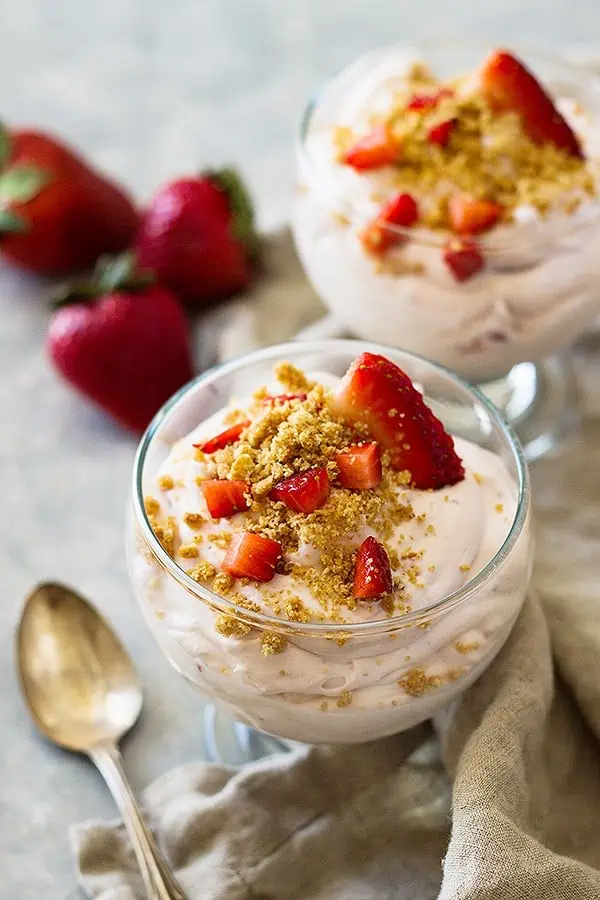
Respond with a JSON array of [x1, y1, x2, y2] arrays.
[[71, 220, 600, 897]]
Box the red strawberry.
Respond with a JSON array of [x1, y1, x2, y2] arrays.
[[353, 536, 393, 600], [443, 239, 485, 282], [135, 168, 259, 308], [201, 480, 249, 519], [336, 443, 382, 490], [406, 89, 454, 111], [0, 128, 138, 275], [448, 197, 504, 235], [335, 353, 465, 490], [480, 51, 583, 158], [222, 532, 282, 583], [342, 125, 399, 171], [360, 192, 419, 255], [427, 119, 456, 147], [46, 255, 193, 432], [194, 421, 250, 453], [270, 467, 330, 514]]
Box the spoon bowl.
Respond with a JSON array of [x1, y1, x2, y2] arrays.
[[17, 582, 142, 752]]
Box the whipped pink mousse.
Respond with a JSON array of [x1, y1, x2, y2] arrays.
[[131, 354, 531, 742], [293, 47, 600, 382]]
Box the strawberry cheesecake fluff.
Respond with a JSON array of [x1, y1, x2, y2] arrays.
[[292, 45, 600, 382], [129, 343, 531, 744]]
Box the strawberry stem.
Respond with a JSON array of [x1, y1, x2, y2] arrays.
[[207, 166, 261, 262], [0, 124, 11, 169], [51, 252, 155, 309], [0, 209, 27, 235]]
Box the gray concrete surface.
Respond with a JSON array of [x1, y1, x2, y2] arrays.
[[0, 2, 597, 896]]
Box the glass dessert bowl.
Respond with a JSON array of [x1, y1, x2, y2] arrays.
[[127, 340, 531, 760], [292, 42, 600, 459]]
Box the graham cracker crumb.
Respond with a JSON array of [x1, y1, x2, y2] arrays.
[[473, 472, 485, 485], [336, 690, 353, 708], [459, 563, 472, 573], [274, 361, 315, 393], [455, 640, 481, 655], [261, 631, 288, 656], [320, 700, 329, 712], [208, 532, 233, 549], [144, 496, 160, 517], [215, 615, 252, 638], [495, 503, 504, 513], [189, 561, 217, 582], [398, 668, 442, 697], [158, 475, 174, 491], [179, 544, 199, 559], [331, 211, 351, 227], [184, 512, 205, 529]]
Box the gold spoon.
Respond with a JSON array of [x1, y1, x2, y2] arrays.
[[16, 581, 187, 900]]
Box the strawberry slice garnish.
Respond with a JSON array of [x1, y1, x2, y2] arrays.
[[336, 443, 382, 490], [360, 192, 419, 255], [353, 536, 393, 600], [406, 88, 454, 111], [448, 197, 504, 235], [221, 532, 282, 583], [271, 467, 330, 514], [194, 421, 250, 453], [443, 239, 485, 282], [335, 353, 465, 490], [263, 393, 307, 406], [201, 479, 250, 518], [342, 125, 399, 171], [480, 50, 583, 158], [427, 119, 456, 147]]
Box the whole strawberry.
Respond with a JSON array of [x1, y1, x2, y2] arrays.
[[0, 127, 139, 275], [47, 255, 193, 432], [135, 167, 259, 307]]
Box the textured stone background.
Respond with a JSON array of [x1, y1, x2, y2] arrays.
[[0, 3, 597, 897]]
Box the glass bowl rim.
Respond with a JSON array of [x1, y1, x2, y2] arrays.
[[132, 338, 530, 637], [296, 38, 600, 253]]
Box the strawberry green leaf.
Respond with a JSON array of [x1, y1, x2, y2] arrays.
[[0, 125, 12, 169], [95, 252, 155, 294], [51, 253, 155, 309], [0, 209, 27, 234], [0, 165, 49, 205], [208, 166, 261, 262]]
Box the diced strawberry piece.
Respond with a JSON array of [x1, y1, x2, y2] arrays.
[[201, 479, 249, 518], [360, 192, 419, 255], [335, 353, 465, 490], [406, 88, 454, 112], [336, 443, 382, 490], [353, 536, 393, 600], [194, 421, 250, 453], [263, 393, 307, 406], [480, 50, 583, 158], [443, 239, 485, 282], [342, 125, 399, 171], [448, 196, 504, 235], [221, 531, 282, 583], [427, 118, 456, 146], [270, 467, 330, 514]]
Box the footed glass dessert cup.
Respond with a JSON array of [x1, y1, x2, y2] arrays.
[[127, 340, 532, 763], [291, 41, 600, 460]]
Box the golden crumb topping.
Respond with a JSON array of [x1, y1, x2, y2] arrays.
[[334, 68, 596, 230], [145, 361, 464, 646]]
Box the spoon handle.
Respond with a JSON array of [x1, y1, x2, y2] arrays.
[[91, 744, 187, 900]]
